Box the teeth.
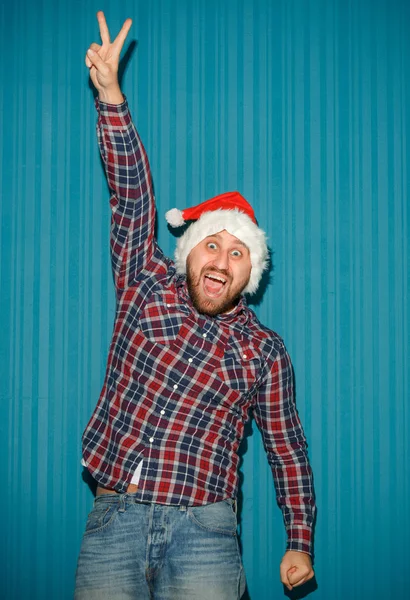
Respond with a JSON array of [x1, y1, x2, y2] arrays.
[[206, 274, 226, 284]]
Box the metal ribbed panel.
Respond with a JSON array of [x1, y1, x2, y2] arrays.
[[1, 1, 408, 598]]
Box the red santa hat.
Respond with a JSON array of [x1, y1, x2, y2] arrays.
[[165, 191, 268, 295]]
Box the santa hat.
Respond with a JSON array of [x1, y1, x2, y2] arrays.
[[165, 191, 268, 295]]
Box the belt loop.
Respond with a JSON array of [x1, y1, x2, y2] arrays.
[[118, 494, 127, 513]]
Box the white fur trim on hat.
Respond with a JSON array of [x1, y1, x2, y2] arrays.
[[174, 208, 268, 295]]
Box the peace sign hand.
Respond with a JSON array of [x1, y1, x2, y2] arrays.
[[85, 11, 132, 104]]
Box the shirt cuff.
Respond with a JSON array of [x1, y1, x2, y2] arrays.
[[95, 96, 131, 129], [286, 524, 313, 556]]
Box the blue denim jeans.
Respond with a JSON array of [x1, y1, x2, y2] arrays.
[[75, 494, 246, 599]]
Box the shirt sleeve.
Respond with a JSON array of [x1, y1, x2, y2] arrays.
[[96, 97, 167, 290], [253, 342, 316, 556]]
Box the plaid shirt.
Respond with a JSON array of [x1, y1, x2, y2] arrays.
[[82, 99, 316, 554]]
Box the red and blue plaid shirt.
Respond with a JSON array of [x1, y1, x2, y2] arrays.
[[82, 98, 316, 554]]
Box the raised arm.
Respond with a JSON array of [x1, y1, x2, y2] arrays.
[[86, 12, 159, 290]]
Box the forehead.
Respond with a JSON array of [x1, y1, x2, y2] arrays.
[[205, 230, 248, 248]]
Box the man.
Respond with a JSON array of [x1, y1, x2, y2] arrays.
[[75, 11, 316, 600]]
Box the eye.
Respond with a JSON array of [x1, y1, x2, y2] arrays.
[[231, 249, 242, 257], [207, 242, 218, 250]]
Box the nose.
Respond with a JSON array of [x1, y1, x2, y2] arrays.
[[212, 249, 229, 271]]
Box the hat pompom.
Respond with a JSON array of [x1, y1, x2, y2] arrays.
[[165, 208, 185, 227]]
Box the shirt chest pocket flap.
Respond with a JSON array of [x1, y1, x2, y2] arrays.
[[215, 341, 261, 394], [138, 293, 183, 345]]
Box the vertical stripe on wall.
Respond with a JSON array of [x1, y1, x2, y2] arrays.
[[1, 1, 409, 598]]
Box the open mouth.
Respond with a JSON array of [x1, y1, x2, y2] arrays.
[[203, 273, 228, 297]]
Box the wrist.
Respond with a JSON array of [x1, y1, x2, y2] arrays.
[[98, 85, 124, 105]]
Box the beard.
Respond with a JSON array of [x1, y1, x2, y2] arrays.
[[186, 262, 249, 317]]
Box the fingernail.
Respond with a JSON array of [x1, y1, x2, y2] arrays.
[[87, 49, 94, 56]]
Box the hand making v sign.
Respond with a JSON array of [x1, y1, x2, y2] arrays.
[[85, 11, 132, 104]]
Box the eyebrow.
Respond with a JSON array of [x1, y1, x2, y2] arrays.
[[206, 233, 249, 249]]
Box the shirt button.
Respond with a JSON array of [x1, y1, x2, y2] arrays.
[[149, 437, 154, 443], [243, 354, 247, 359], [160, 409, 165, 415], [202, 333, 207, 338], [167, 303, 171, 308], [173, 384, 178, 390], [188, 358, 193, 363]]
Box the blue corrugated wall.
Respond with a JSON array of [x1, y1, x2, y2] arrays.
[[1, 1, 409, 598]]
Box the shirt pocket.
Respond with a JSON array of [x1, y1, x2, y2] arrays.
[[138, 296, 183, 345], [215, 342, 261, 395]]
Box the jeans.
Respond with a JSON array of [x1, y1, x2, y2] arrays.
[[75, 494, 246, 599]]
